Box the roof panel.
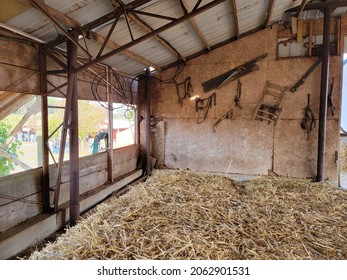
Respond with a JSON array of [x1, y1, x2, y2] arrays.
[[271, 0, 298, 23], [237, 0, 269, 35], [133, 0, 182, 30], [160, 22, 205, 58], [62, 0, 113, 26], [103, 54, 146, 76], [98, 15, 152, 46], [6, 7, 58, 41], [3, 0, 347, 77], [128, 40, 178, 66], [189, 1, 235, 46]]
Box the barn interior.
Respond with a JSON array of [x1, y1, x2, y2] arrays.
[[1, 0, 347, 260]]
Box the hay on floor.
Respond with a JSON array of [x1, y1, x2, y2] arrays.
[[28, 170, 347, 260]]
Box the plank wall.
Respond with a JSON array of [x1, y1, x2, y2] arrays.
[[0, 144, 139, 232]]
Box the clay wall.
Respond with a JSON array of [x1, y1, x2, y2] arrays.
[[146, 24, 342, 181]]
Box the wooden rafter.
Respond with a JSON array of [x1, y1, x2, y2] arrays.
[[180, 0, 211, 50], [90, 31, 162, 71], [27, 0, 159, 73], [96, 12, 122, 58], [231, 0, 240, 39], [193, 0, 203, 12], [28, 0, 91, 58], [76, 0, 227, 73], [5, 99, 40, 146], [113, 0, 185, 60], [130, 10, 177, 21], [265, 0, 276, 27], [0, 93, 34, 120], [286, 0, 347, 13], [295, 0, 309, 17], [23, 0, 80, 27]]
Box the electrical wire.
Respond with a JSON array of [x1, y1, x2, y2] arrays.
[[0, 193, 49, 207], [91, 68, 135, 121]]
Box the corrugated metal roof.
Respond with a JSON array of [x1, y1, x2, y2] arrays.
[[271, 0, 298, 23], [189, 1, 234, 46], [2, 0, 347, 77], [237, 0, 269, 34]]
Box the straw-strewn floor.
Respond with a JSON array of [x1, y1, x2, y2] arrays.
[[29, 170, 347, 260]]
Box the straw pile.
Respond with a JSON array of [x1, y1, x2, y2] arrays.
[[28, 170, 347, 260]]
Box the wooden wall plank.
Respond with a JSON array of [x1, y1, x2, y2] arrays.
[[113, 144, 139, 177], [58, 169, 108, 205], [0, 144, 140, 231], [0, 169, 41, 205], [0, 192, 42, 232]]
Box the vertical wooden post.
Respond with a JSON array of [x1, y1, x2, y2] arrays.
[[107, 66, 114, 182], [337, 18, 342, 56], [39, 48, 51, 212], [67, 32, 80, 225], [145, 68, 151, 176], [297, 19, 303, 43]]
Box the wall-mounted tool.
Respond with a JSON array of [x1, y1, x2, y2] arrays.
[[213, 109, 233, 132], [176, 76, 192, 106], [328, 78, 335, 116], [202, 53, 267, 92], [234, 79, 242, 109], [195, 92, 216, 124], [290, 57, 322, 92], [254, 81, 286, 124], [300, 94, 316, 140]]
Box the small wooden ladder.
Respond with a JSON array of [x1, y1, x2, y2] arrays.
[[253, 81, 287, 124]]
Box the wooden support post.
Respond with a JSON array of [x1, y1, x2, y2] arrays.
[[337, 18, 342, 56], [39, 48, 51, 212], [67, 32, 80, 226], [145, 68, 151, 176], [107, 66, 114, 182], [297, 19, 303, 43]]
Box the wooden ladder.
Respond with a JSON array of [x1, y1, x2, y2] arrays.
[[253, 81, 287, 124]]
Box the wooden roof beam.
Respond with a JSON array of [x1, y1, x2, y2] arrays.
[[295, 0, 309, 17], [27, 0, 159, 72], [231, 0, 240, 39], [265, 0, 276, 27], [28, 0, 91, 58], [179, 0, 211, 50], [286, 0, 347, 13], [89, 31, 162, 71], [23, 0, 80, 28], [76, 0, 227, 73], [113, 0, 186, 60]]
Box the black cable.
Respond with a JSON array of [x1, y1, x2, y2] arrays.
[[0, 193, 49, 207], [90, 69, 134, 113]]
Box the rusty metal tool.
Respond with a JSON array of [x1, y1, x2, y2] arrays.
[[234, 79, 242, 109], [213, 109, 233, 132]]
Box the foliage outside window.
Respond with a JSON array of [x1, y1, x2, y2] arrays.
[[0, 96, 42, 177], [0, 122, 22, 176], [0, 95, 136, 178]]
